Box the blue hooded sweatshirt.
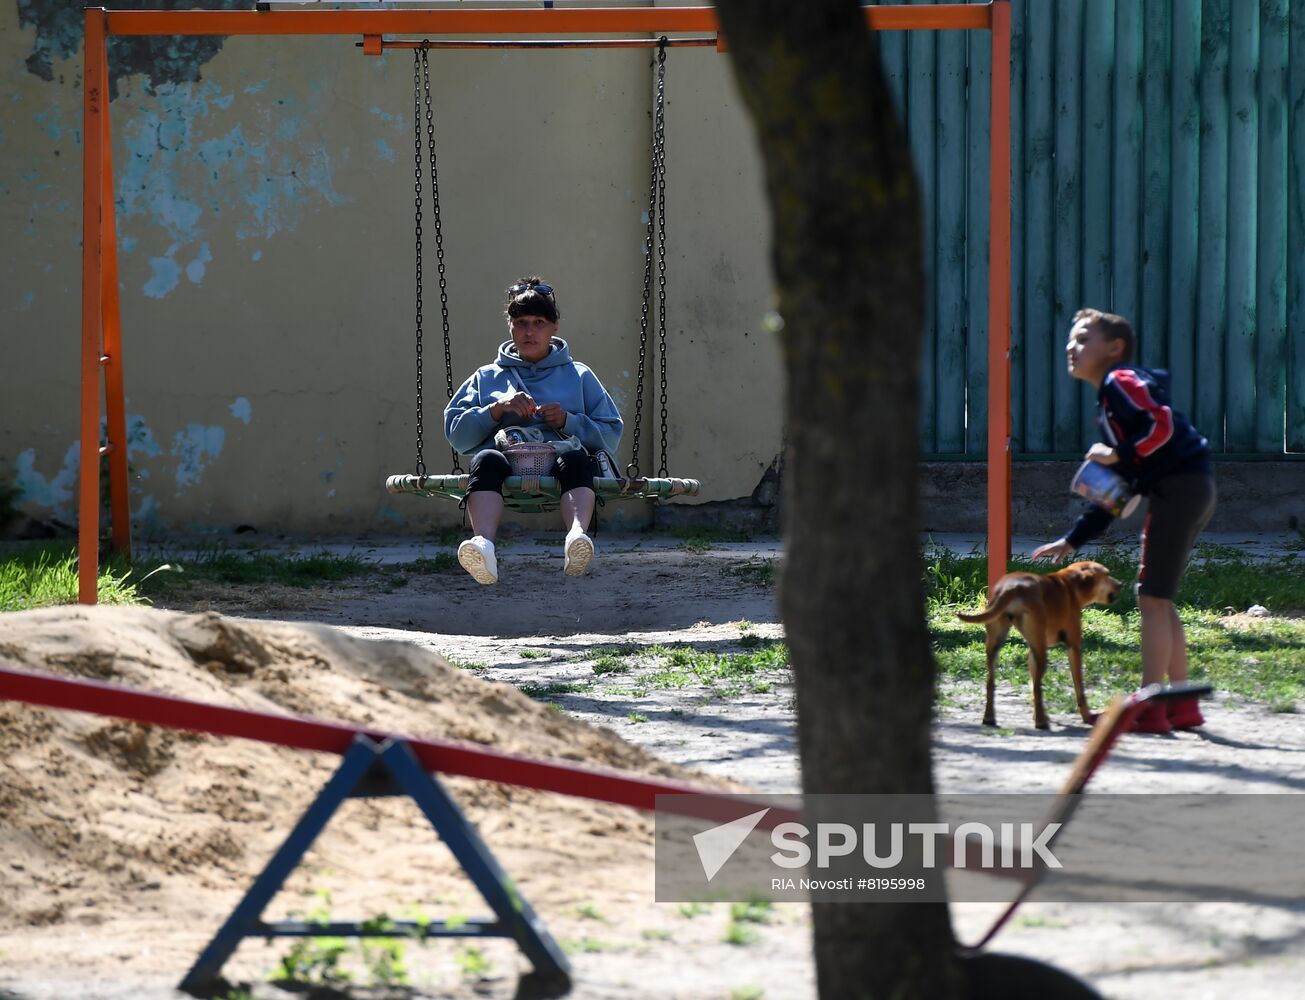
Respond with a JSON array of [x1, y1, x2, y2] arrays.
[[1065, 364, 1211, 548], [443, 337, 623, 457]]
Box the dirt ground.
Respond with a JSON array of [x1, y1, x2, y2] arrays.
[[1, 532, 1303, 999]]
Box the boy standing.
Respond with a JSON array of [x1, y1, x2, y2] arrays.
[[1032, 309, 1216, 733]]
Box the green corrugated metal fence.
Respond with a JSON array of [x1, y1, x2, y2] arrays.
[[878, 0, 1305, 457]]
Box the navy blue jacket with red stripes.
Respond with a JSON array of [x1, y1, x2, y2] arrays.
[[1065, 364, 1211, 548]]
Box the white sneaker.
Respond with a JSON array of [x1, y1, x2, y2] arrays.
[[563, 527, 594, 577], [457, 536, 498, 585]]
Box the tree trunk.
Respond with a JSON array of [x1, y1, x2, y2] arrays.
[[713, 3, 963, 997]]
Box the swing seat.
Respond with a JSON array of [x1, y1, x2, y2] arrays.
[[386, 473, 699, 514]]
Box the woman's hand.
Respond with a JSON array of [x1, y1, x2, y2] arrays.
[[490, 390, 537, 422], [1031, 538, 1075, 563], [536, 402, 567, 430], [1085, 443, 1118, 465]]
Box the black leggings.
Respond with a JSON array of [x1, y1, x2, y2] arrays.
[[466, 447, 597, 495]]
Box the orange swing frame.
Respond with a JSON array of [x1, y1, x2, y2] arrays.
[[77, 2, 1012, 603]]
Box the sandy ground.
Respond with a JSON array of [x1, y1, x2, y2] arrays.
[[0, 531, 1302, 999]]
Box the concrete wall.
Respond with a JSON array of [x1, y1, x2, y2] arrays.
[[0, 1, 782, 537]]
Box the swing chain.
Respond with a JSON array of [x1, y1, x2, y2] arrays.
[[628, 38, 669, 482], [412, 47, 427, 478], [413, 43, 460, 478], [422, 46, 460, 475]]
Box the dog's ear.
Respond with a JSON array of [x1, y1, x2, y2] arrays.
[[1065, 564, 1095, 592]]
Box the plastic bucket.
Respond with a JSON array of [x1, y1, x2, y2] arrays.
[[1071, 460, 1141, 518]]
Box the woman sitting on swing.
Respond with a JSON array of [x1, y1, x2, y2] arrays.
[[444, 276, 623, 585]]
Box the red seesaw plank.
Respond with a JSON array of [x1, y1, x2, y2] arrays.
[[0, 663, 775, 822]]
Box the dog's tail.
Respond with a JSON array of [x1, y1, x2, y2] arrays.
[[957, 589, 1022, 624]]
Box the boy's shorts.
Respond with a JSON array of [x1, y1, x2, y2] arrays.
[[1137, 472, 1217, 600]]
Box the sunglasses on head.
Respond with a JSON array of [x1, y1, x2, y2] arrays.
[[508, 282, 554, 297]]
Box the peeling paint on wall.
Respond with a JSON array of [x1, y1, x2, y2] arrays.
[[229, 397, 252, 424], [126, 414, 162, 461], [14, 443, 78, 518], [115, 81, 349, 296], [143, 254, 182, 299], [16, 0, 247, 98], [171, 423, 225, 493], [185, 242, 213, 283]]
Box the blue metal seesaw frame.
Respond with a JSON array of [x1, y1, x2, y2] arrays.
[[179, 735, 570, 997]]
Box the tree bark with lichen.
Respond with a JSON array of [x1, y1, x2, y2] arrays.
[[713, 2, 964, 997]]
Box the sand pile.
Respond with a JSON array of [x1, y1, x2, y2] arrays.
[[0, 606, 703, 939]]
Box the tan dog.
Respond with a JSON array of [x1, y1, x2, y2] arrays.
[[958, 561, 1123, 730]]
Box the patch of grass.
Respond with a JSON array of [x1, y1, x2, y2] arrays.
[[137, 545, 375, 597], [723, 921, 759, 946], [730, 989, 765, 1000], [1181, 553, 1305, 613], [519, 649, 549, 660], [398, 553, 460, 574], [723, 559, 778, 588], [454, 944, 491, 979], [447, 658, 488, 673], [729, 900, 773, 925], [641, 928, 673, 941], [562, 937, 622, 954], [591, 646, 635, 675], [573, 902, 606, 921], [0, 544, 144, 611], [272, 892, 415, 989], [517, 681, 591, 699], [357, 916, 409, 986], [627, 711, 649, 723], [641, 642, 789, 692], [677, 902, 711, 919]]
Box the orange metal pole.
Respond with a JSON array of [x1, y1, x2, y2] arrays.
[[79, 9, 108, 605], [102, 5, 989, 38], [100, 56, 131, 559], [987, 0, 1012, 593]]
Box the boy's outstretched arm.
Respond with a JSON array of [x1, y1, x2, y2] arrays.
[[1037, 503, 1116, 562], [1032, 538, 1075, 562]]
